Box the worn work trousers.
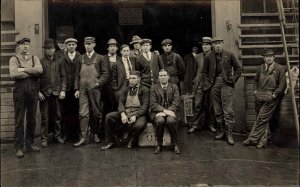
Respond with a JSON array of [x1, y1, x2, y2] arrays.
[[248, 91, 279, 146], [79, 88, 103, 138], [40, 94, 62, 140], [60, 90, 80, 138], [13, 78, 39, 148], [105, 112, 146, 143], [210, 77, 236, 130], [154, 116, 178, 146]]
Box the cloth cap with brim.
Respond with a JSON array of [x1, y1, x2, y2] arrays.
[[84, 37, 96, 44], [43, 39, 55, 48], [107, 38, 118, 45], [212, 37, 224, 43], [130, 35, 142, 44], [129, 70, 141, 77], [140, 38, 152, 45], [161, 39, 173, 46], [16, 38, 30, 45], [262, 49, 275, 56], [65, 38, 78, 44], [199, 37, 212, 44]]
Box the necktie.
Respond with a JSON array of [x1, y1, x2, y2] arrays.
[[145, 53, 150, 61], [266, 65, 270, 72], [127, 58, 133, 71], [130, 86, 138, 95]]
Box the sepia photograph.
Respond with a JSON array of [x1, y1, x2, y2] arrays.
[[0, 0, 299, 186]]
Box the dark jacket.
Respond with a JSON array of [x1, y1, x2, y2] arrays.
[[160, 52, 186, 84], [202, 50, 242, 90], [254, 62, 286, 98], [111, 57, 137, 100], [40, 55, 66, 96], [118, 84, 149, 118], [135, 52, 164, 87], [74, 52, 109, 90], [182, 52, 198, 94], [61, 51, 81, 91], [103, 54, 121, 80], [149, 83, 180, 120]]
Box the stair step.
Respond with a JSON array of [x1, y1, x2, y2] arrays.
[[241, 12, 299, 17], [240, 34, 299, 38], [239, 43, 299, 49], [1, 53, 16, 57], [1, 74, 10, 78], [1, 42, 16, 46], [289, 60, 299, 63], [240, 54, 299, 59], [0, 81, 14, 86], [1, 31, 19, 35], [239, 23, 299, 28], [1, 65, 9, 69]]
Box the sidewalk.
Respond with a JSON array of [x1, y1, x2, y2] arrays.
[[1, 127, 299, 187]]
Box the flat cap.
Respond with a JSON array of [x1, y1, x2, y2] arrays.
[[130, 35, 142, 44], [43, 39, 55, 48], [129, 70, 141, 77], [140, 38, 152, 45], [262, 49, 275, 56], [211, 37, 224, 42], [84, 37, 96, 43], [16, 37, 30, 45], [107, 38, 118, 45], [161, 39, 172, 46], [199, 37, 212, 44], [65, 38, 78, 44]]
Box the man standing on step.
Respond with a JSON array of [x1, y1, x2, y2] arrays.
[[59, 38, 81, 141], [150, 69, 180, 154], [101, 71, 149, 150], [9, 37, 43, 158], [73, 37, 109, 147], [202, 37, 242, 145], [243, 50, 286, 149], [39, 39, 67, 148]]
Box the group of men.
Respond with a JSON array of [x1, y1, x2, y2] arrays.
[[9, 33, 286, 158]]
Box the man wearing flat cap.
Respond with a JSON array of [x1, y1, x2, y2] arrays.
[[160, 39, 186, 88], [202, 37, 242, 145], [73, 37, 109, 147], [129, 35, 142, 58], [135, 38, 164, 88], [188, 37, 217, 134], [39, 39, 67, 148], [60, 38, 81, 141], [101, 71, 149, 150], [9, 37, 43, 158], [243, 49, 286, 149], [102, 38, 121, 115]]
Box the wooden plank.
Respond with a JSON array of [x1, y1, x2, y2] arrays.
[[239, 23, 298, 28], [0, 87, 13, 93], [1, 42, 17, 46], [1, 93, 13, 99], [246, 102, 255, 109], [246, 96, 255, 102], [1, 30, 19, 35], [239, 43, 298, 49], [0, 112, 15, 119], [240, 54, 299, 59], [0, 131, 14, 138], [245, 83, 254, 90], [0, 118, 15, 125], [240, 34, 298, 38], [246, 114, 256, 121], [1, 53, 16, 57], [0, 125, 15, 132], [241, 12, 298, 17], [1, 98, 13, 106], [0, 105, 14, 112], [0, 81, 14, 86]]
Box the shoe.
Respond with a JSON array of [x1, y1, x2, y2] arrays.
[[242, 139, 253, 146], [94, 134, 101, 143], [73, 138, 86, 147], [214, 132, 225, 140], [101, 143, 114, 151], [187, 126, 201, 134], [227, 134, 235, 145], [154, 146, 161, 154], [16, 149, 24, 158], [174, 145, 180, 154], [27, 145, 40, 152], [41, 140, 48, 148], [55, 137, 65, 144], [256, 143, 266, 149], [209, 125, 217, 133], [127, 139, 134, 149]]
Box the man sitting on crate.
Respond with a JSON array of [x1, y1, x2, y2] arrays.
[[150, 69, 180, 154], [101, 71, 149, 150]]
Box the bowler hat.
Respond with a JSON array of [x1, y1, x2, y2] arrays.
[[56, 33, 68, 43], [199, 37, 212, 44], [140, 38, 152, 45], [211, 37, 224, 42], [130, 35, 142, 44], [161, 39, 173, 46], [43, 39, 55, 48], [16, 37, 30, 45], [107, 38, 118, 45], [65, 38, 78, 44], [262, 49, 275, 56], [129, 70, 141, 77], [84, 37, 96, 44]]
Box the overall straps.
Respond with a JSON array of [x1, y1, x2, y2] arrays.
[[32, 56, 35, 67], [14, 56, 21, 67]]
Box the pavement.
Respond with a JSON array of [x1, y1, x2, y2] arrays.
[[1, 126, 299, 187]]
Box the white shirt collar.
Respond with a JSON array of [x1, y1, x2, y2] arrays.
[[143, 52, 151, 61], [87, 50, 95, 58], [160, 83, 168, 89]]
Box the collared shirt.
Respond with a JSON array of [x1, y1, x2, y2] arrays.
[[122, 57, 131, 79], [108, 53, 117, 63], [192, 52, 197, 57], [87, 50, 95, 58], [143, 52, 152, 61], [68, 52, 76, 61], [265, 62, 275, 72], [160, 83, 168, 89]]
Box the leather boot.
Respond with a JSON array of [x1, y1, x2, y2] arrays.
[[214, 123, 225, 140], [226, 124, 235, 145], [16, 149, 24, 158], [73, 138, 86, 147]]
